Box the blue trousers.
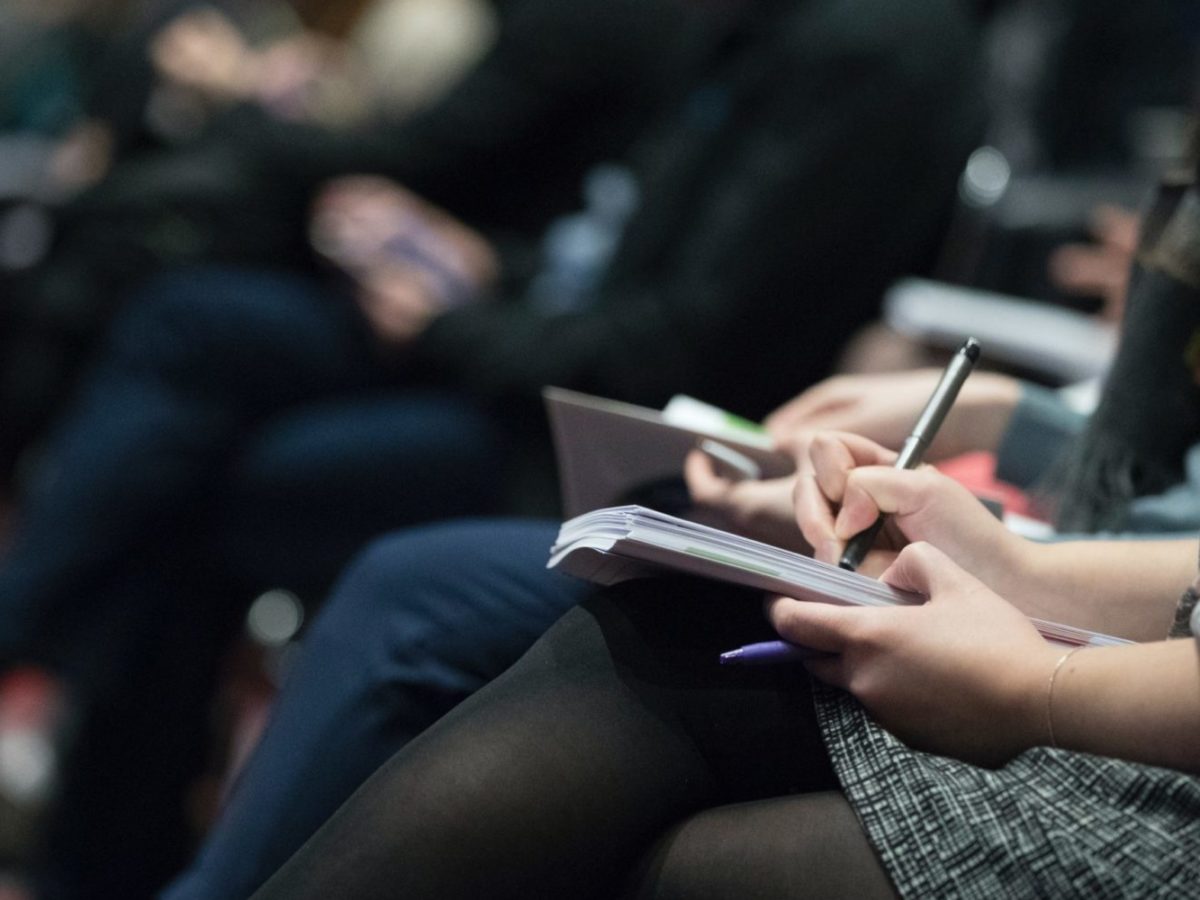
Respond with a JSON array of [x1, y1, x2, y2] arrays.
[[2, 266, 510, 898], [1, 265, 508, 667], [163, 518, 585, 900]]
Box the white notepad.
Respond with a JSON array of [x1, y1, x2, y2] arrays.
[[549, 505, 1129, 650]]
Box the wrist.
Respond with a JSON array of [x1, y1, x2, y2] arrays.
[[986, 534, 1052, 615], [966, 520, 1033, 603], [1004, 642, 1067, 756]]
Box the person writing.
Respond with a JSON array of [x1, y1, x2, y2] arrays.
[[173, 156, 1200, 897], [248, 168, 1200, 883], [246, 426, 1200, 898], [247, 162, 1200, 889]]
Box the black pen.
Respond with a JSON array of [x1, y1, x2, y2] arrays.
[[838, 337, 982, 571]]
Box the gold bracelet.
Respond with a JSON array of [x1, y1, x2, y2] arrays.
[[1046, 646, 1084, 749]]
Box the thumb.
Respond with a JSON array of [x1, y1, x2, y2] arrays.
[[766, 595, 859, 653], [878, 541, 970, 601], [834, 466, 935, 540]]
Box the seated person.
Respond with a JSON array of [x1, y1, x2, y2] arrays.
[[246, 177, 1200, 884], [168, 156, 1200, 898], [0, 0, 706, 485], [248, 430, 1200, 898]]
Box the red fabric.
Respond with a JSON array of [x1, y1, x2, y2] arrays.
[[935, 451, 1040, 519]]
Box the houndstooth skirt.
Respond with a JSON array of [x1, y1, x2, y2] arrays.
[[815, 684, 1200, 898]]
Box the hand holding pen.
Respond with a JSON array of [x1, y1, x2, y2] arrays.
[[727, 339, 995, 665], [787, 338, 982, 575], [838, 338, 980, 570]]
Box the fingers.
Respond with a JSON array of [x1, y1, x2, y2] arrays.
[[312, 183, 439, 276], [809, 432, 896, 500], [766, 595, 858, 654], [766, 595, 873, 690], [314, 177, 416, 225], [793, 470, 840, 562], [877, 541, 970, 600], [684, 449, 734, 507], [809, 433, 884, 509], [794, 432, 896, 561], [357, 269, 440, 342], [688, 450, 807, 549], [152, 8, 249, 94], [763, 378, 850, 437], [833, 464, 939, 541]]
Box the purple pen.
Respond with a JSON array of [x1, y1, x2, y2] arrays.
[[719, 640, 814, 665]]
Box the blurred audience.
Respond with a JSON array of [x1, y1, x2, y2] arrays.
[[0, 0, 988, 896], [149, 0, 497, 129], [0, 2, 1196, 899], [0, 0, 496, 484]]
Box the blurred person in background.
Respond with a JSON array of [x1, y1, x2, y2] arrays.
[[0, 0, 500, 487]]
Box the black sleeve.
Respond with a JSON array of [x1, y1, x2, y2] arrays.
[[411, 0, 987, 417]]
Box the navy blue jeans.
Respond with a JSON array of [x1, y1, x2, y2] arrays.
[[163, 518, 585, 900], [0, 264, 508, 672], [0, 266, 509, 898]]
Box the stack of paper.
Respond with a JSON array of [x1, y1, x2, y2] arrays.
[[549, 505, 1128, 650]]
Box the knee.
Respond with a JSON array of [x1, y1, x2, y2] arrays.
[[301, 520, 558, 680], [331, 519, 547, 597], [330, 524, 486, 606], [304, 523, 498, 652]]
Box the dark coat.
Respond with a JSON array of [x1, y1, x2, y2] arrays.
[[410, 0, 987, 418]]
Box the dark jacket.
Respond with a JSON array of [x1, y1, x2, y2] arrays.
[[410, 0, 987, 419]]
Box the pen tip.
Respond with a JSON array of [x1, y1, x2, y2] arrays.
[[962, 337, 981, 362], [718, 650, 741, 665]]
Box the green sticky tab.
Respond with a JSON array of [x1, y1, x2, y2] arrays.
[[685, 546, 779, 577], [722, 412, 767, 434]]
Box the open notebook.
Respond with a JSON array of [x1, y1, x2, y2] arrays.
[[549, 505, 1128, 650]]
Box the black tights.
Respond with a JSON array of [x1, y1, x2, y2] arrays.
[[253, 578, 896, 899]]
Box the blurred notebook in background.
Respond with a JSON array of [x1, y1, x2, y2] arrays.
[[884, 278, 1117, 384], [543, 387, 793, 517], [549, 504, 1128, 650]]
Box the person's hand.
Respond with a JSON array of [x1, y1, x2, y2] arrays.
[[793, 432, 1024, 585], [150, 7, 254, 103], [1047, 204, 1139, 322], [312, 176, 497, 281], [249, 33, 340, 121], [683, 450, 807, 552], [764, 370, 1021, 462], [354, 268, 446, 344], [767, 542, 1060, 767], [311, 177, 498, 345]]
